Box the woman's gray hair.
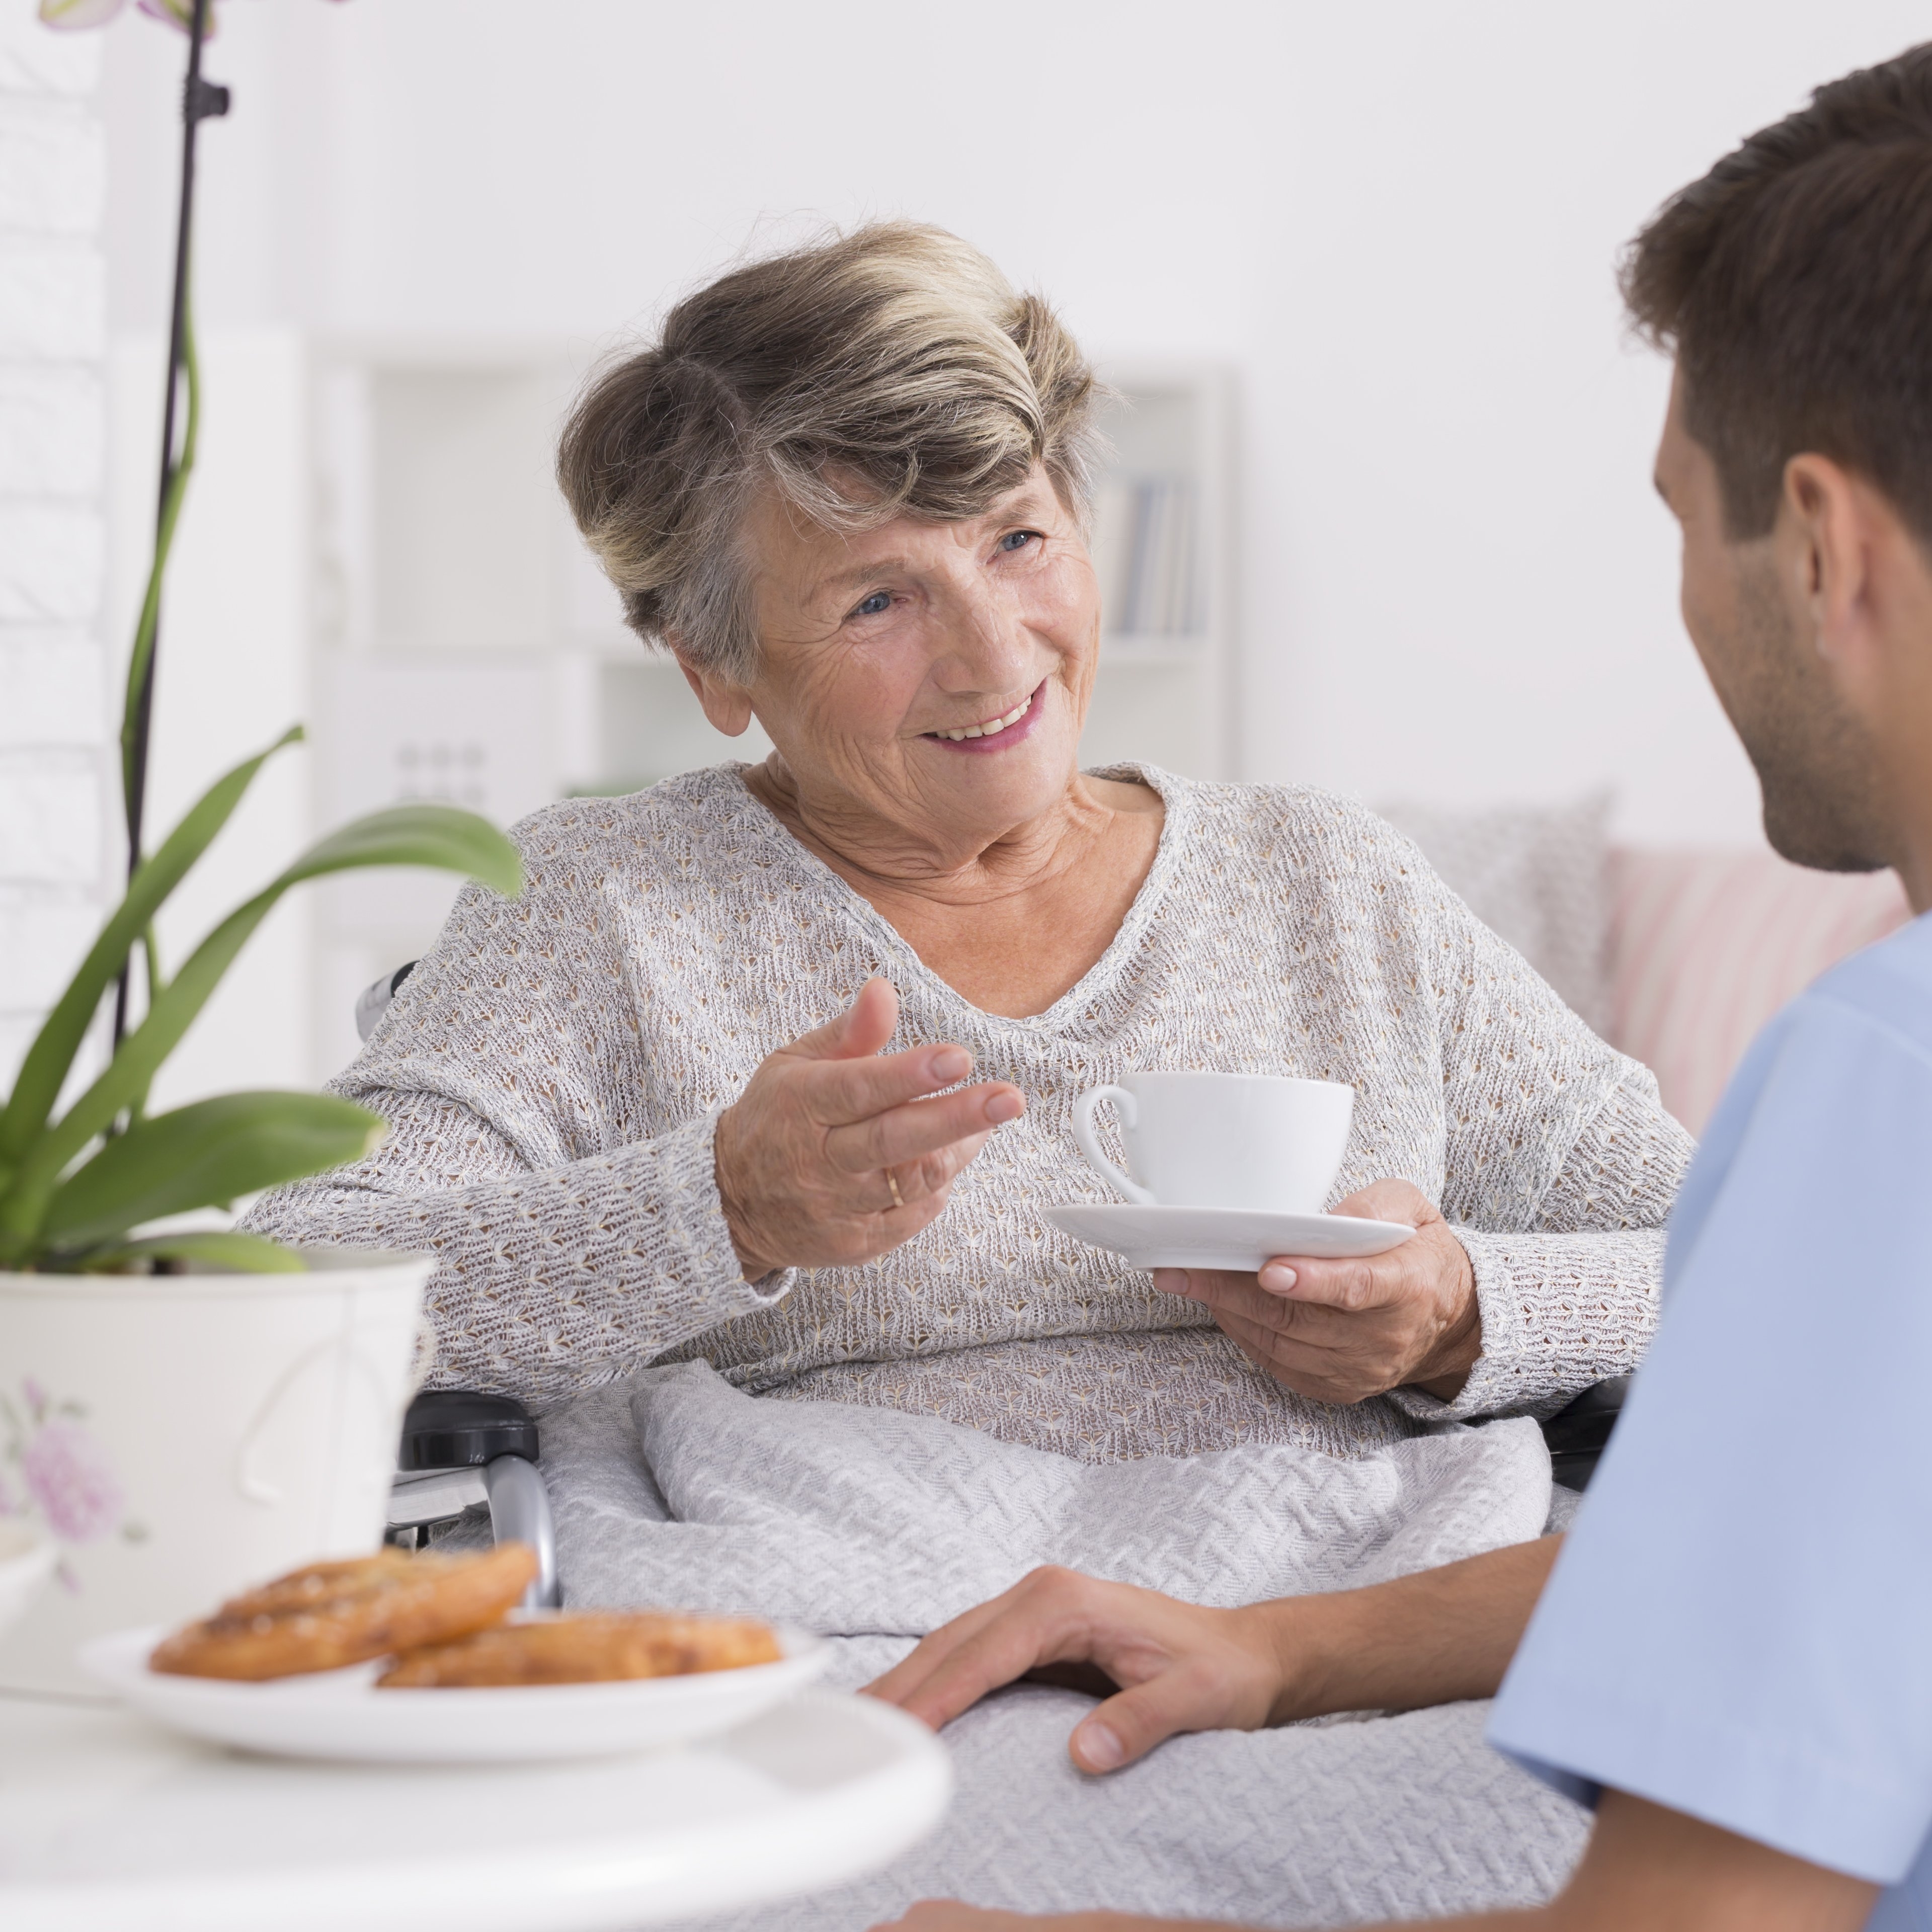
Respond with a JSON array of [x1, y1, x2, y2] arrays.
[[556, 222, 1103, 683]]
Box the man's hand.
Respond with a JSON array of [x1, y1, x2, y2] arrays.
[[869, 1541, 1560, 1786], [1153, 1179, 1480, 1404], [866, 1542, 1559, 1777], [865, 1567, 1287, 1774], [714, 978, 1024, 1278]]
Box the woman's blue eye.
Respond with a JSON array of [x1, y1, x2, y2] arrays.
[[1000, 530, 1037, 552], [852, 591, 891, 618]]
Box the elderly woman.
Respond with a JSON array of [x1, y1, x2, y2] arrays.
[[252, 222, 1686, 1468]]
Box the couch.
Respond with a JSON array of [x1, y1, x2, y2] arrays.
[[1383, 796, 1911, 1138]]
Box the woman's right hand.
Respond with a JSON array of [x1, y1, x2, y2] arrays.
[[713, 977, 1024, 1279]]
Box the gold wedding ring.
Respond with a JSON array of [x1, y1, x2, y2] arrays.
[[886, 1167, 905, 1210]]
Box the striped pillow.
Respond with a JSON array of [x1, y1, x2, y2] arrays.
[[1607, 849, 1910, 1136]]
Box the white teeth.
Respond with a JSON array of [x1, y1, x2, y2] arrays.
[[935, 696, 1031, 743]]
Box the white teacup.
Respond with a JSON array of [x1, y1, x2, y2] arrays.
[[1072, 1071, 1355, 1214]]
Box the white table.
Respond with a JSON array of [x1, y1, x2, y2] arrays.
[[0, 1688, 951, 1932]]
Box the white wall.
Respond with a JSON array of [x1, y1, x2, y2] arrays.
[[101, 0, 1932, 857], [104, 330, 314, 1112], [0, 0, 108, 1091]]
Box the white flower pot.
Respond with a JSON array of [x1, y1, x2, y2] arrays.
[[0, 1249, 430, 1693], [0, 1517, 54, 1638]]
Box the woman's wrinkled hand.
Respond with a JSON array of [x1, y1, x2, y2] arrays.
[[1152, 1179, 1480, 1404], [863, 1565, 1287, 1775], [713, 978, 1024, 1279]]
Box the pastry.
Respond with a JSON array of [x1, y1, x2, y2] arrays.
[[149, 1543, 537, 1681], [376, 1609, 781, 1686]]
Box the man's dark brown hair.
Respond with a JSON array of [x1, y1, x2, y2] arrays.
[[1623, 42, 1932, 542]]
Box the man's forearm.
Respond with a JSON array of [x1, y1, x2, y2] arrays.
[[1256, 1534, 1563, 1723], [877, 1790, 1882, 1932]]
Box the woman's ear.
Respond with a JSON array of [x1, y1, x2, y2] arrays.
[[673, 646, 757, 738]]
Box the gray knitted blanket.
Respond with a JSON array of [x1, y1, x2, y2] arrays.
[[531, 1366, 1589, 1927]]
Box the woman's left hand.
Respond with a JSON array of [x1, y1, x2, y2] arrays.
[[1152, 1179, 1480, 1404]]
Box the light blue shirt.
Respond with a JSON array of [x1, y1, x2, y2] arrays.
[[1489, 909, 1932, 1927]]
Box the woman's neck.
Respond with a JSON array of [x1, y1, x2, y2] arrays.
[[742, 757, 1120, 910], [740, 758, 1166, 1018]]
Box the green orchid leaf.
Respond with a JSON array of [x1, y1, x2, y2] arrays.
[[0, 803, 519, 1253], [0, 726, 301, 1176], [40, 1091, 384, 1250], [278, 804, 525, 901], [60, 803, 522, 1156], [53, 1229, 306, 1276]]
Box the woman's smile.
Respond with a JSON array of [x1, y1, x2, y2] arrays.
[[920, 682, 1047, 753]]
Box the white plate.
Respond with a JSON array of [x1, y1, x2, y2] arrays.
[[1042, 1203, 1417, 1271], [80, 1623, 829, 1765]]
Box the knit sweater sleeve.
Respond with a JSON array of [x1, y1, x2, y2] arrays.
[[242, 860, 790, 1411], [1382, 868, 1696, 1424]]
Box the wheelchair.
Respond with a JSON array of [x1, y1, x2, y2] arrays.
[[361, 961, 1625, 1589]]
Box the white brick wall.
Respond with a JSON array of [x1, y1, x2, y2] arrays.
[[0, 0, 108, 1088]]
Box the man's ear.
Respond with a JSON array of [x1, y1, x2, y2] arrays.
[[673, 645, 757, 738], [1783, 454, 1877, 673]]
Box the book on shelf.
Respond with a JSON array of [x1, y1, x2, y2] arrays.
[[1090, 474, 1200, 641]]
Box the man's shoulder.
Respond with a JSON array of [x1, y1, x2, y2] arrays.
[[1683, 908, 1932, 1241], [1799, 908, 1932, 1067]]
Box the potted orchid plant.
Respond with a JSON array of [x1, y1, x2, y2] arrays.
[[0, 0, 521, 1688]]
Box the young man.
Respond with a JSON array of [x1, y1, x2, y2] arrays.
[[866, 41, 1932, 1932]]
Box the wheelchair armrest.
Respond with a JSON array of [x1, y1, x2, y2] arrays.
[[399, 1389, 538, 1470], [390, 1390, 559, 1608], [481, 1456, 558, 1608], [1540, 1374, 1631, 1493], [354, 959, 419, 1043]]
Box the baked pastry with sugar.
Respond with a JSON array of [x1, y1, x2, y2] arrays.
[[149, 1543, 537, 1681], [377, 1610, 780, 1686]]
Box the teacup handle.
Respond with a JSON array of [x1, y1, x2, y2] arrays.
[[1073, 1084, 1157, 1205]]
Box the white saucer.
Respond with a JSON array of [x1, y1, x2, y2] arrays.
[[1042, 1203, 1416, 1271], [80, 1623, 829, 1765]]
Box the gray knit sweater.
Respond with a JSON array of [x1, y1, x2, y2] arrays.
[[248, 763, 1692, 1462]]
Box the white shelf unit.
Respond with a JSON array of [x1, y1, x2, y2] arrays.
[[1079, 363, 1238, 782], [301, 341, 1236, 1071]]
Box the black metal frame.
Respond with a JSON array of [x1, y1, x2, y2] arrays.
[[1540, 1376, 1631, 1491]]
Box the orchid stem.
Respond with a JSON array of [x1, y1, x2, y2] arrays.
[[118, 302, 199, 851], [112, 0, 223, 1057]]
